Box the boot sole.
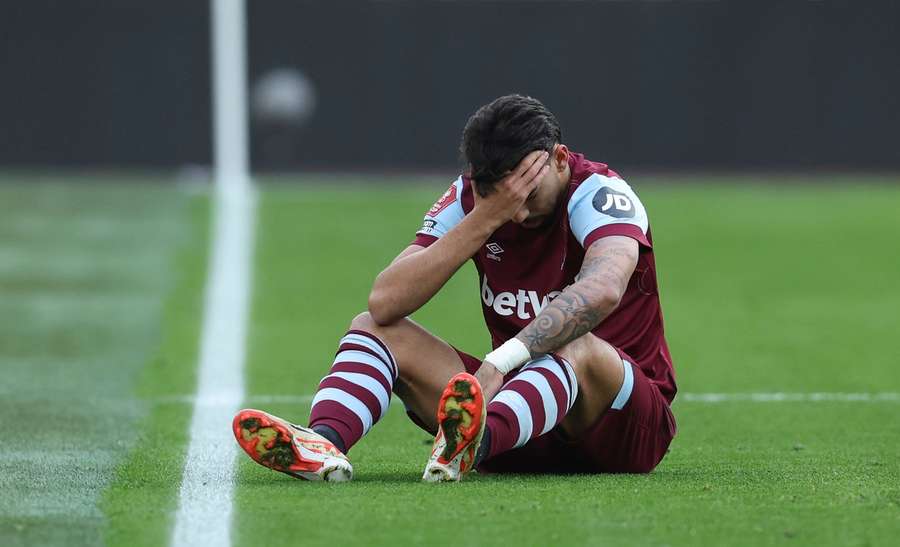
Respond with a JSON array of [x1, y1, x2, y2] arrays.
[[435, 373, 486, 467]]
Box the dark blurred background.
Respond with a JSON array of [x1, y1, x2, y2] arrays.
[[2, 1, 898, 172]]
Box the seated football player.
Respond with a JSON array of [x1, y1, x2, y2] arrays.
[[233, 94, 677, 482]]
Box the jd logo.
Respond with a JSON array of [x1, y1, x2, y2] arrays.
[[592, 187, 635, 218]]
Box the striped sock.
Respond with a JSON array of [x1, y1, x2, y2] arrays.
[[308, 330, 397, 453], [485, 355, 578, 458]]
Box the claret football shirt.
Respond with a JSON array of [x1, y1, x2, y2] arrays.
[[412, 152, 676, 402]]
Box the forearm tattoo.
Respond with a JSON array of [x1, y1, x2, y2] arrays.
[[516, 242, 635, 355], [516, 286, 604, 355]]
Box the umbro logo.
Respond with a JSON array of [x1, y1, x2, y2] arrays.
[[486, 242, 504, 262]]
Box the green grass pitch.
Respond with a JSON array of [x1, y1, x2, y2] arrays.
[[1, 175, 899, 546]]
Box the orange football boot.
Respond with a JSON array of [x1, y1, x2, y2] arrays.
[[422, 372, 487, 482], [233, 409, 352, 482]]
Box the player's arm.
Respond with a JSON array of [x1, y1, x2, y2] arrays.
[[368, 151, 550, 326], [474, 235, 638, 396], [515, 235, 638, 354], [366, 215, 496, 325]]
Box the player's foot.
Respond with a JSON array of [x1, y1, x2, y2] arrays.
[[422, 372, 486, 482], [232, 408, 353, 482]]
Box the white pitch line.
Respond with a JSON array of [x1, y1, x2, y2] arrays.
[[171, 182, 255, 547], [678, 392, 900, 403], [154, 392, 900, 407]]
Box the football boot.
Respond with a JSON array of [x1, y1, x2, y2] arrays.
[[233, 408, 352, 482], [422, 372, 486, 482]]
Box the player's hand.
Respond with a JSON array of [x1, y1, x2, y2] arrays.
[[474, 360, 505, 402], [471, 150, 549, 228]]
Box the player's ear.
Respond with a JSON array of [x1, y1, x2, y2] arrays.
[[553, 144, 569, 172]]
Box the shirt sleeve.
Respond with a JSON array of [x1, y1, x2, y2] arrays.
[[567, 173, 651, 249], [412, 176, 466, 248]]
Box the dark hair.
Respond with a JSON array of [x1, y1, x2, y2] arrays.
[[461, 94, 561, 196]]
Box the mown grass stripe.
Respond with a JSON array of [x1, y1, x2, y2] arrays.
[[0, 181, 187, 547]]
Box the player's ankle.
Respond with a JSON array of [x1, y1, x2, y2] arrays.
[[312, 424, 347, 454], [474, 426, 492, 466]]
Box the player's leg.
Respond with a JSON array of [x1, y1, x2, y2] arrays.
[[422, 334, 618, 481], [235, 311, 467, 481], [308, 311, 468, 448], [423, 351, 584, 481], [472, 335, 622, 465], [573, 361, 675, 473], [557, 334, 675, 473], [479, 335, 675, 474], [423, 333, 626, 479], [554, 334, 628, 438]]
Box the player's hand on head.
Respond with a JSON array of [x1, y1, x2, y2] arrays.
[[472, 150, 549, 225]]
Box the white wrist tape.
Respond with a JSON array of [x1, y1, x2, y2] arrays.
[[485, 338, 531, 375]]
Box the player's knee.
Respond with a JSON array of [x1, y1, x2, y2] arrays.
[[349, 311, 379, 332], [557, 336, 623, 399], [557, 335, 608, 369], [556, 337, 584, 364], [350, 310, 409, 333]]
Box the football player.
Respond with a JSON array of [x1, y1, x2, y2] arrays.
[[233, 94, 677, 482]]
